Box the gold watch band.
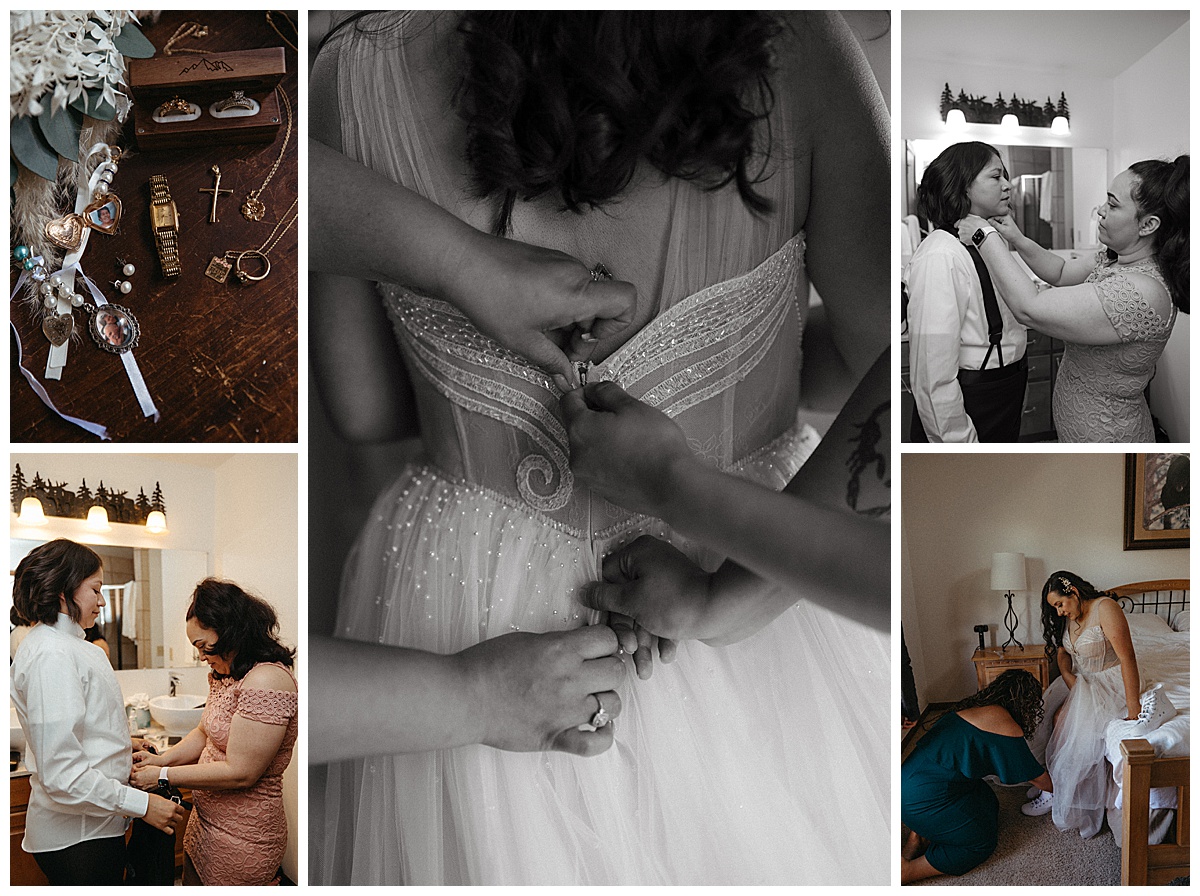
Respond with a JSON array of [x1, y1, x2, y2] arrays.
[[149, 174, 181, 278]]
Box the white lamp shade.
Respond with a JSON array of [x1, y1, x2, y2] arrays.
[[18, 497, 47, 526], [1050, 115, 1070, 135], [1000, 113, 1019, 133], [945, 108, 967, 130], [991, 552, 1027, 591], [86, 505, 112, 532], [145, 510, 168, 534]]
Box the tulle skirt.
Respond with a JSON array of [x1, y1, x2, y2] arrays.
[[1045, 665, 1128, 838], [316, 460, 889, 885]]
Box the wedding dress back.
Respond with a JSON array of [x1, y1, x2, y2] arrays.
[[327, 11, 807, 549]]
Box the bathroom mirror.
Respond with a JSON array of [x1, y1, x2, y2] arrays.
[[10, 538, 208, 671], [904, 140, 1108, 251]]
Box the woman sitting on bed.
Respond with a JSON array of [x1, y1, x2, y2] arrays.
[[1024, 571, 1142, 837], [901, 670, 1051, 883]]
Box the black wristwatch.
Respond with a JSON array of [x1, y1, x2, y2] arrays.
[[972, 225, 997, 247]]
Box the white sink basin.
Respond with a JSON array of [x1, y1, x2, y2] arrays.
[[149, 694, 205, 735], [11, 706, 25, 754]]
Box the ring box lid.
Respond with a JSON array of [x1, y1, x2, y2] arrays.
[[129, 47, 285, 103]]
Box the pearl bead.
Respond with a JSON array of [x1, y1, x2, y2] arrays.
[[118, 280, 132, 294], [39, 282, 52, 296], [13, 244, 30, 261], [71, 294, 84, 307], [122, 263, 135, 277], [43, 295, 56, 310], [50, 274, 63, 287]]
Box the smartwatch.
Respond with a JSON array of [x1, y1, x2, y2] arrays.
[[149, 174, 181, 279], [971, 225, 997, 247], [158, 766, 170, 785]]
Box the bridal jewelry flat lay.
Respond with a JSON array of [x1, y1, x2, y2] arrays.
[[206, 198, 299, 284]]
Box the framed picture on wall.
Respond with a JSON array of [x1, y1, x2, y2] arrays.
[[1124, 453, 1189, 550]]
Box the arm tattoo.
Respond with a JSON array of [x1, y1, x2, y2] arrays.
[[846, 400, 889, 517]]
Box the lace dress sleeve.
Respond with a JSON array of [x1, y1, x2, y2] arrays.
[[235, 687, 298, 726], [1091, 272, 1172, 343]]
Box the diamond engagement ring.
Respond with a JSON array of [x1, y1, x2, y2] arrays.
[[590, 694, 611, 728], [215, 90, 255, 112]]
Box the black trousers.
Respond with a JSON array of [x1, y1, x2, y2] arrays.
[[33, 834, 127, 885], [910, 356, 1028, 443]]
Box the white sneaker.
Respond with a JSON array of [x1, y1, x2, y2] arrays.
[[1027, 785, 1041, 799], [1021, 791, 1054, 816]]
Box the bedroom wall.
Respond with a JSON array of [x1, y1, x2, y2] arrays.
[[901, 453, 1189, 705]]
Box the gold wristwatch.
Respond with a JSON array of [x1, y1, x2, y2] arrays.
[[149, 174, 181, 278]]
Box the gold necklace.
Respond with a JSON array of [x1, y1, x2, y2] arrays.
[[162, 21, 211, 55], [206, 198, 298, 284], [241, 87, 292, 222], [265, 12, 298, 52]]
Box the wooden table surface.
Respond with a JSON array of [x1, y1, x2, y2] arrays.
[[10, 10, 298, 443]]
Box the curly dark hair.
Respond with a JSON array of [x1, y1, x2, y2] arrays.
[[916, 141, 1005, 233], [456, 12, 781, 235], [1109, 155, 1189, 313], [948, 669, 1044, 738], [319, 11, 782, 237], [186, 579, 295, 681], [1040, 570, 1114, 660], [12, 539, 102, 626]]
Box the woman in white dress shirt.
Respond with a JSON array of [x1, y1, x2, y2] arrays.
[[10, 539, 184, 885], [906, 141, 1027, 442]]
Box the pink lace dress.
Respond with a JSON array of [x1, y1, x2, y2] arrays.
[[184, 663, 298, 885]]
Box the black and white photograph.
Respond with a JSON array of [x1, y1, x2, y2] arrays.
[[901, 453, 1190, 885], [308, 10, 890, 886], [900, 12, 1189, 443]]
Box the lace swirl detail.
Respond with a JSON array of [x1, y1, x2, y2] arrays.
[[236, 687, 299, 726]]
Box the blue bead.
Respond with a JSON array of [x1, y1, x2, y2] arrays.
[[13, 245, 30, 261], [22, 258, 35, 270]]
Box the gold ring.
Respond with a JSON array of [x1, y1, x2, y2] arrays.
[[234, 250, 271, 283], [215, 90, 255, 113], [155, 96, 194, 117]]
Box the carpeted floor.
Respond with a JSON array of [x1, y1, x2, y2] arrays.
[[906, 781, 1121, 886]]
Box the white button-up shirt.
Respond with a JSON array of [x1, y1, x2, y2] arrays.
[[11, 614, 149, 852], [905, 230, 1027, 442]]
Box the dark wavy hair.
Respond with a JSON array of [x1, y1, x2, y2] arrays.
[[1040, 570, 1114, 659], [186, 579, 295, 681], [948, 669, 1044, 738], [12, 539, 102, 626], [917, 141, 1004, 233], [1109, 155, 1189, 313]]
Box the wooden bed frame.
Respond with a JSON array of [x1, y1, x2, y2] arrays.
[[1111, 579, 1189, 886]]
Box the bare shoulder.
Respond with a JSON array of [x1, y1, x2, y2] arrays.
[[1096, 596, 1131, 628], [956, 704, 1023, 737], [242, 663, 297, 693]]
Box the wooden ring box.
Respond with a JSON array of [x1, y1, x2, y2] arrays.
[[130, 48, 286, 150]]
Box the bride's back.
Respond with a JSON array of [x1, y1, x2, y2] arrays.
[[314, 12, 809, 541]]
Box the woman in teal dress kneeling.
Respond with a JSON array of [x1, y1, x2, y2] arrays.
[[901, 670, 1052, 883]]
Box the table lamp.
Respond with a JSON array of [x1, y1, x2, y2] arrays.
[[991, 552, 1027, 650]]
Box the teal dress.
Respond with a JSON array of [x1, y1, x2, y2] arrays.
[[901, 712, 1044, 875]]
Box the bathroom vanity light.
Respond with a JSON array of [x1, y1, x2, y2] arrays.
[[940, 83, 1070, 133], [10, 464, 168, 534]]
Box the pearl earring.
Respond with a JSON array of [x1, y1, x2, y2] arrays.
[[113, 278, 133, 295]]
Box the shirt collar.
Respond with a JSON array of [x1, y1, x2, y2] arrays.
[[47, 613, 86, 639]]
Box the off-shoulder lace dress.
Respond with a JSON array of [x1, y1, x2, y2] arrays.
[[314, 12, 888, 885], [1052, 255, 1175, 442], [184, 663, 298, 885]]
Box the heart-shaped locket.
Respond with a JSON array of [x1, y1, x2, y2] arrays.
[[44, 214, 87, 250], [42, 313, 74, 347], [83, 193, 122, 234]]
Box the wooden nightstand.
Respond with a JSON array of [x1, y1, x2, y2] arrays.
[[972, 645, 1051, 691]]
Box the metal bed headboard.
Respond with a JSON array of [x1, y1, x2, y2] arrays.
[[1110, 579, 1190, 629]]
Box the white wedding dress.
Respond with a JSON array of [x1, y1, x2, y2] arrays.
[[314, 12, 889, 885]]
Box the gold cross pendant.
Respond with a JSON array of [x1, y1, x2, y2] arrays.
[[199, 165, 233, 224]]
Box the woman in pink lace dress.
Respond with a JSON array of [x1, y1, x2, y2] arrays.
[[132, 579, 297, 885]]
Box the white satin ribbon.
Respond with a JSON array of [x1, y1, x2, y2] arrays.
[[77, 268, 159, 422], [10, 261, 109, 439]]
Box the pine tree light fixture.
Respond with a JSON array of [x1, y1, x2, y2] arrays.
[[939, 83, 1070, 132], [10, 464, 168, 533]]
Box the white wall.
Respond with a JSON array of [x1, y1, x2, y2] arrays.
[[1113, 22, 1190, 443], [213, 453, 300, 883], [902, 453, 1189, 705]]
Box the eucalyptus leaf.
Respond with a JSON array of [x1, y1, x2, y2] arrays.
[[11, 117, 60, 182], [69, 87, 117, 122], [113, 22, 156, 59], [38, 104, 83, 161]]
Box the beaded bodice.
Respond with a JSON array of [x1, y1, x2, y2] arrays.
[[1064, 600, 1120, 675], [1053, 254, 1175, 442], [381, 235, 806, 538]]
